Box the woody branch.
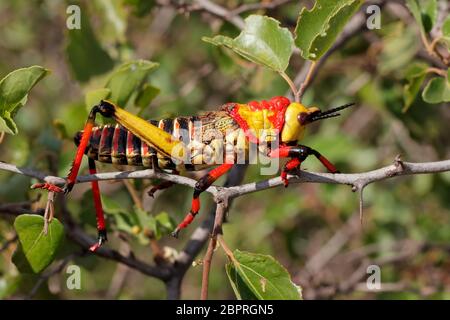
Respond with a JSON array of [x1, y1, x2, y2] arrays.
[[1, 159, 449, 200]]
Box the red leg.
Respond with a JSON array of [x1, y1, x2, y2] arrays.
[[32, 108, 98, 194], [269, 144, 340, 187], [171, 163, 233, 238], [281, 158, 302, 187], [88, 158, 107, 252], [64, 114, 96, 193]]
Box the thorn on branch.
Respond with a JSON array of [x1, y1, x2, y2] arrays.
[[394, 154, 405, 170]]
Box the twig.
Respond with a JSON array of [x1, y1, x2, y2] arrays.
[[122, 179, 164, 261], [194, 0, 245, 29], [170, 165, 247, 299], [280, 71, 300, 102], [200, 236, 217, 300], [426, 67, 448, 77], [230, 0, 294, 16], [297, 61, 317, 101], [59, 199, 172, 281], [200, 200, 228, 300]]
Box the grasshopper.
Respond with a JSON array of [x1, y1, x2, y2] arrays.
[[35, 96, 353, 251]]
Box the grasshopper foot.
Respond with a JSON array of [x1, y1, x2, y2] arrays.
[[31, 183, 64, 193]]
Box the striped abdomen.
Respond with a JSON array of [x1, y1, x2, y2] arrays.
[[74, 112, 245, 169], [75, 119, 185, 169]]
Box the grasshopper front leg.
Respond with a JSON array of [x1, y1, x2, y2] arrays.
[[269, 145, 340, 187]]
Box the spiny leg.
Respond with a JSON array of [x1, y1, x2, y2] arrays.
[[33, 106, 100, 194], [171, 163, 234, 238], [269, 145, 339, 187], [88, 158, 107, 251]]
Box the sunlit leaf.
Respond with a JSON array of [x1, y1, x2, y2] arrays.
[[294, 0, 363, 61], [13, 215, 64, 274], [203, 15, 294, 72], [135, 83, 160, 110], [106, 60, 159, 107], [0, 66, 49, 134], [403, 62, 428, 112], [225, 250, 302, 300], [85, 88, 111, 111], [406, 0, 437, 34], [422, 76, 450, 103]]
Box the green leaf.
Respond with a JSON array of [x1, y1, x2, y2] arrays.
[[226, 263, 259, 299], [203, 15, 294, 72], [101, 195, 127, 215], [135, 83, 160, 110], [65, 12, 115, 82], [225, 250, 302, 300], [294, 0, 363, 61], [406, 0, 437, 35], [442, 16, 450, 46], [152, 211, 176, 239], [13, 215, 65, 274], [422, 0, 437, 33], [402, 62, 428, 112], [85, 88, 111, 110], [422, 76, 450, 103], [106, 60, 159, 107], [11, 243, 34, 274], [0, 66, 49, 134]]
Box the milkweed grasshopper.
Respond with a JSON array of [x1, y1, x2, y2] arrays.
[[34, 96, 353, 251]]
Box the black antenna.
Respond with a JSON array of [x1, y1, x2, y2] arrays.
[[310, 103, 354, 122]]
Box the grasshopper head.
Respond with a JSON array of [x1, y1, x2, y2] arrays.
[[281, 102, 354, 143]]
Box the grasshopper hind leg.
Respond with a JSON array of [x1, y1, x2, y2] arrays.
[[171, 163, 234, 238]]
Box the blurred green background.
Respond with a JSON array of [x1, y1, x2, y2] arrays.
[[0, 0, 449, 299]]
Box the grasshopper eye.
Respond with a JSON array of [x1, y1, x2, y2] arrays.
[[297, 112, 310, 125]]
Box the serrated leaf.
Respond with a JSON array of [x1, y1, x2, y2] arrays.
[[295, 0, 363, 61], [106, 59, 159, 107], [422, 76, 450, 103], [13, 215, 64, 274], [0, 66, 49, 134], [402, 62, 428, 112], [203, 15, 294, 72], [66, 12, 114, 82], [225, 250, 302, 300]]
